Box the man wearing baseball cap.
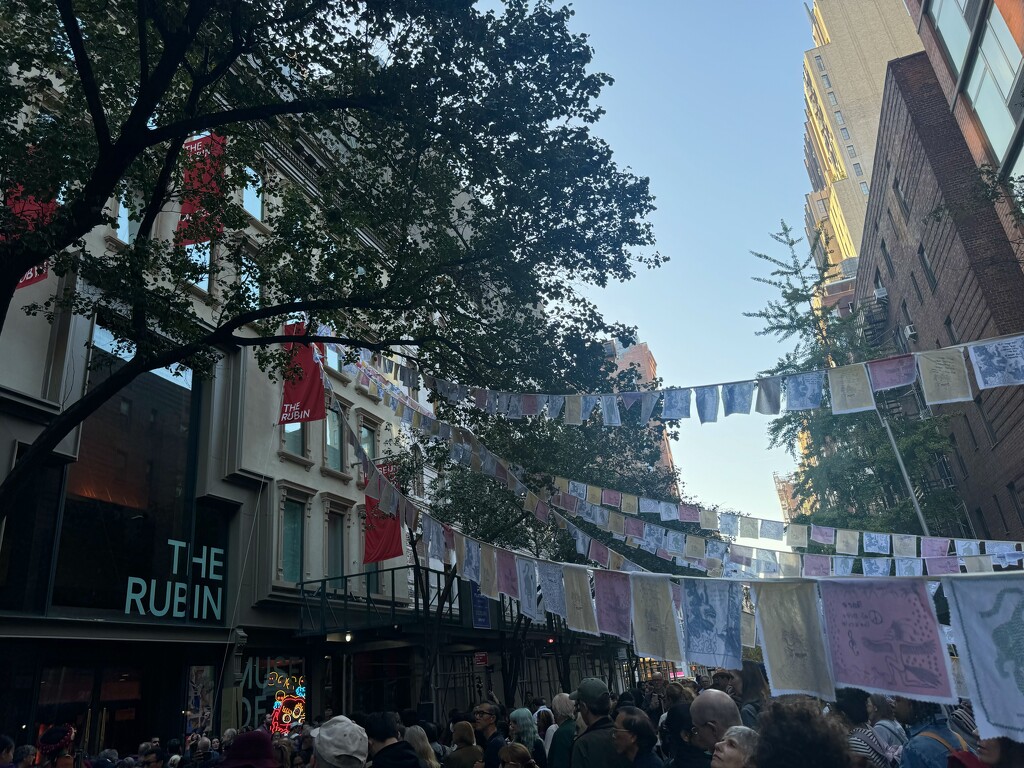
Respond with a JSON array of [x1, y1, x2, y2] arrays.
[[569, 679, 629, 768], [312, 716, 369, 768]]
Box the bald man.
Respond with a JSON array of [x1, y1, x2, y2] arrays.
[[689, 689, 742, 752]]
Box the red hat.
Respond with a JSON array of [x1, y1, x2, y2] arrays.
[[219, 731, 279, 768]]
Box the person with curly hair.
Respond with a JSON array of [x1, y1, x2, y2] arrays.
[[754, 698, 851, 768]]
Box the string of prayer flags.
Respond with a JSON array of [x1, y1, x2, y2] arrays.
[[681, 579, 743, 669], [918, 348, 973, 405], [594, 569, 632, 641], [630, 573, 685, 663], [828, 363, 876, 414], [754, 582, 836, 700], [820, 579, 956, 703], [785, 371, 825, 411], [967, 336, 1024, 390]]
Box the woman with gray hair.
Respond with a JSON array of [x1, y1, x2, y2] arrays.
[[711, 726, 757, 768], [546, 694, 577, 768]]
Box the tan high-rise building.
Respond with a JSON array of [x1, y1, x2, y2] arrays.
[[802, 0, 922, 310]]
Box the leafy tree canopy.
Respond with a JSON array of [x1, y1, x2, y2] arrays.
[[747, 225, 962, 537], [0, 0, 663, 507]]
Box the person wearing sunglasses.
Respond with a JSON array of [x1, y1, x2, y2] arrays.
[[472, 705, 504, 768]]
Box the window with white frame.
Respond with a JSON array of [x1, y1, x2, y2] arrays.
[[281, 497, 306, 584], [243, 166, 264, 221]]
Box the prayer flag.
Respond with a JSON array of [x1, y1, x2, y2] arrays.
[[760, 520, 785, 540], [681, 579, 743, 669], [862, 557, 892, 577], [588, 539, 610, 568], [639, 392, 660, 423], [926, 556, 960, 575], [602, 488, 622, 508], [719, 513, 739, 537], [739, 516, 759, 539], [821, 579, 956, 703], [631, 573, 684, 663], [496, 549, 519, 599], [538, 562, 566, 619], [479, 544, 498, 598], [828, 364, 876, 414], [836, 529, 860, 555], [722, 381, 755, 416], [894, 534, 918, 558], [679, 503, 701, 523], [695, 386, 719, 423], [785, 371, 825, 411], [564, 396, 582, 425], [608, 511, 626, 535], [786, 524, 808, 548], [661, 388, 691, 419], [563, 565, 598, 635], [895, 558, 923, 577], [811, 525, 836, 546], [867, 354, 917, 391], [463, 538, 481, 583], [918, 349, 973, 405], [864, 533, 892, 555], [621, 494, 639, 515], [968, 336, 1024, 390], [754, 582, 836, 700], [594, 570, 632, 641], [755, 377, 782, 415], [921, 537, 951, 558], [802, 554, 831, 577], [516, 557, 543, 621], [600, 394, 621, 426], [685, 535, 706, 560]]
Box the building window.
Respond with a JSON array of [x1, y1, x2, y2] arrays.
[[360, 423, 377, 460], [827, 92, 838, 106], [893, 177, 910, 218], [840, 127, 850, 140], [281, 498, 305, 584], [283, 421, 305, 456], [901, 299, 913, 327], [873, 267, 884, 291], [1009, 482, 1024, 527], [185, 242, 212, 291], [822, 74, 832, 88], [944, 315, 959, 344], [975, 396, 999, 444], [910, 272, 924, 304], [815, 55, 825, 72], [834, 110, 845, 125], [964, 5, 1023, 163], [816, 198, 827, 216], [963, 414, 979, 450], [974, 508, 992, 539], [880, 238, 895, 277], [325, 407, 346, 472], [949, 433, 968, 478], [853, 163, 863, 177], [929, 0, 971, 76], [243, 167, 264, 221], [918, 244, 938, 289], [116, 198, 136, 243], [860, 182, 870, 195], [846, 144, 857, 158], [327, 509, 346, 580]]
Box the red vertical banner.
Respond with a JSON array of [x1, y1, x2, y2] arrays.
[[363, 493, 403, 564], [4, 184, 57, 289], [176, 133, 225, 247], [279, 322, 326, 425]]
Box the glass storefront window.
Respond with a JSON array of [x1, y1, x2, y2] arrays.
[[931, 0, 971, 76], [240, 655, 305, 732], [49, 325, 225, 624]]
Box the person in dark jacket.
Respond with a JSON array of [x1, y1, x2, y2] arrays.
[[660, 704, 711, 768], [365, 713, 427, 768], [472, 703, 505, 768], [508, 709, 546, 768], [546, 694, 576, 768], [569, 678, 630, 768], [612, 707, 662, 768]]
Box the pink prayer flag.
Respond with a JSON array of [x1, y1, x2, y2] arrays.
[[594, 570, 632, 641], [656, 547, 673, 561], [678, 503, 701, 523], [671, 582, 684, 613], [561, 494, 579, 514], [921, 537, 951, 559], [925, 556, 961, 575], [602, 488, 622, 508], [589, 539, 610, 568], [803, 554, 831, 577], [535, 500, 550, 523], [624, 517, 645, 538], [867, 355, 918, 391], [820, 580, 955, 703], [442, 524, 455, 552], [496, 550, 519, 599], [811, 525, 836, 545]]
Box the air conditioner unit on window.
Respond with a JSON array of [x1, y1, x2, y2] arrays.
[[873, 287, 889, 304], [904, 324, 918, 341]]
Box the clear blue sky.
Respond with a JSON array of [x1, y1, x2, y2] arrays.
[[564, 2, 813, 518]]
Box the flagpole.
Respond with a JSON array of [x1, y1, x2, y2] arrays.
[[879, 413, 931, 537]]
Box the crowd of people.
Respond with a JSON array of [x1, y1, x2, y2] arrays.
[[3, 665, 1021, 768]]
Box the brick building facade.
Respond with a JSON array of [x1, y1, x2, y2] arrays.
[[854, 51, 1024, 539]]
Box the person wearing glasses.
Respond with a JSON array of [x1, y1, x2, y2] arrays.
[[568, 678, 630, 768], [472, 705, 505, 768], [611, 707, 661, 768], [688, 691, 741, 756]]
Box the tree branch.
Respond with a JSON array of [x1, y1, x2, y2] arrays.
[[145, 94, 398, 147], [56, 0, 111, 150]]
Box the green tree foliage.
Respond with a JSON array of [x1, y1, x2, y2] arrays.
[[0, 0, 662, 508], [746, 225, 962, 537]]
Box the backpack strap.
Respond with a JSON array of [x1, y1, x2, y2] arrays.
[[919, 730, 967, 753]]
